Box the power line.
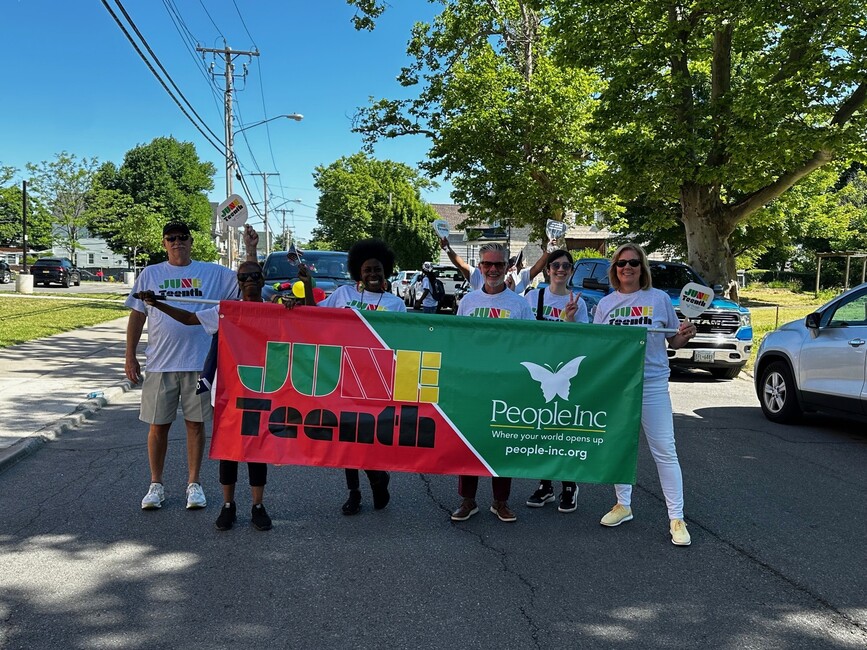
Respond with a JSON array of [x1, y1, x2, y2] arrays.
[[100, 0, 225, 154]]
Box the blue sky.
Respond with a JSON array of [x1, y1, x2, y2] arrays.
[[4, 0, 452, 241]]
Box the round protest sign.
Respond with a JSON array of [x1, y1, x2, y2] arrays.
[[217, 194, 249, 227], [433, 219, 451, 239]]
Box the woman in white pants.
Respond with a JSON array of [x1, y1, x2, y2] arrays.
[[592, 243, 697, 546]]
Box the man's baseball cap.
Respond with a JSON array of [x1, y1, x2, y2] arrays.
[[163, 222, 191, 237]]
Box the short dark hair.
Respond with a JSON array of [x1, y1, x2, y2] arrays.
[[347, 239, 396, 281], [547, 249, 573, 268]]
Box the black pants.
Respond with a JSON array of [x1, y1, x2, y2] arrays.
[[345, 468, 388, 491], [220, 460, 267, 487]]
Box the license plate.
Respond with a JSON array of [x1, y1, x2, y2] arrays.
[[41, 270, 49, 274], [694, 350, 714, 363]]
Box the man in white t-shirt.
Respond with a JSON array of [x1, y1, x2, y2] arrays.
[[419, 262, 439, 313], [126, 222, 257, 512], [451, 242, 533, 524], [440, 236, 552, 293]]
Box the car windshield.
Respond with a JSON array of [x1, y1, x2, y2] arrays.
[[650, 263, 703, 290], [434, 268, 463, 281], [264, 252, 350, 281]]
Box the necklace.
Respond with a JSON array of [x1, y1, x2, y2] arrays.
[[360, 289, 385, 310]]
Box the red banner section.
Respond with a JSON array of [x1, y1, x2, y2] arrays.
[[210, 301, 492, 476]]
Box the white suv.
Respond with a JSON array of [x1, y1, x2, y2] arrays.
[[754, 282, 867, 423], [392, 270, 419, 299]]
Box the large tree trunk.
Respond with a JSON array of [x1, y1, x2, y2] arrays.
[[680, 183, 737, 288]]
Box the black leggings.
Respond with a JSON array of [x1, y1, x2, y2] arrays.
[[220, 460, 267, 487], [345, 468, 388, 491]]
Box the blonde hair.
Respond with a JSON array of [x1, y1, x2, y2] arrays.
[[608, 243, 652, 291]]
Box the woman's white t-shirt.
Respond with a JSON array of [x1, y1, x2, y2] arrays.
[[320, 285, 407, 312], [524, 287, 588, 323]]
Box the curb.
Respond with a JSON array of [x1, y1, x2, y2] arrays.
[[0, 378, 137, 474]]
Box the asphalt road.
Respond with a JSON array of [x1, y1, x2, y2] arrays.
[[0, 373, 865, 649], [0, 280, 130, 296]]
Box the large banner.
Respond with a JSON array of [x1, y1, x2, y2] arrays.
[[211, 301, 646, 484]]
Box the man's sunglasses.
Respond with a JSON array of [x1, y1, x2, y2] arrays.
[[614, 259, 641, 268], [237, 271, 263, 282], [164, 234, 190, 243], [548, 262, 572, 271], [479, 261, 505, 270]]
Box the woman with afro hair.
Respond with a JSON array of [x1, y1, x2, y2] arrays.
[[297, 238, 407, 515]]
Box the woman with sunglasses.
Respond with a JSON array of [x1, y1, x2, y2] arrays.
[[592, 244, 697, 546], [296, 238, 406, 516], [522, 250, 589, 513]]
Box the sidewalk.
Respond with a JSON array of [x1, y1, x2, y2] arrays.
[[0, 316, 137, 472]]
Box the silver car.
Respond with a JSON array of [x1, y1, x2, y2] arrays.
[[392, 270, 419, 299], [754, 282, 867, 423]]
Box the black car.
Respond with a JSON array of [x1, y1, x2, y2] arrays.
[[261, 249, 354, 302], [31, 257, 81, 288], [0, 261, 12, 284]]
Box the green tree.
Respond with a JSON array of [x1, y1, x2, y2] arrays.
[[549, 0, 867, 285], [26, 152, 99, 258], [349, 0, 611, 241], [311, 153, 440, 269], [91, 137, 218, 262]]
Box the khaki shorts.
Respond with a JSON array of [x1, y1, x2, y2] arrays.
[[140, 371, 212, 425]]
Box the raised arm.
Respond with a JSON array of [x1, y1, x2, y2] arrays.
[[440, 237, 471, 281], [243, 224, 259, 262]]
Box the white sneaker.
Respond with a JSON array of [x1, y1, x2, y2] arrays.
[[186, 482, 207, 509], [141, 483, 165, 510]]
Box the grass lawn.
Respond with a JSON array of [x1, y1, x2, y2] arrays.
[[0, 295, 129, 348], [739, 286, 835, 372]]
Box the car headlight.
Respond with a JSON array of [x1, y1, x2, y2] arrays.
[[740, 311, 751, 327]]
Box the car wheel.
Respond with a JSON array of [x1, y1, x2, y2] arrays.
[[710, 366, 742, 380], [0, 271, 10, 284], [62, 276, 70, 288], [759, 361, 801, 423]]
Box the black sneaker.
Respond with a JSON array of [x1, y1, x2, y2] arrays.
[[342, 490, 362, 516], [372, 472, 391, 510], [251, 504, 272, 531], [526, 482, 555, 507], [558, 485, 579, 513], [215, 502, 236, 531]]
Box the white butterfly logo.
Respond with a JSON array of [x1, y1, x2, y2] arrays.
[[520, 356, 586, 403]]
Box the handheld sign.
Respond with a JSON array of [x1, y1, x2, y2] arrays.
[[546, 219, 568, 241], [648, 282, 714, 333], [679, 282, 714, 318], [217, 194, 249, 227], [433, 219, 451, 239]]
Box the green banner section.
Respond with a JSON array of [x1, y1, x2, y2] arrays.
[[362, 312, 646, 484]]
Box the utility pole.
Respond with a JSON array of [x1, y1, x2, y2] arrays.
[[22, 181, 28, 273], [277, 208, 294, 249], [251, 172, 279, 255], [197, 42, 258, 267]]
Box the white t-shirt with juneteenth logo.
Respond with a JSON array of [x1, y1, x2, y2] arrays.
[[456, 286, 534, 320], [321, 285, 407, 312], [126, 260, 238, 372], [524, 287, 589, 323], [592, 288, 680, 380]]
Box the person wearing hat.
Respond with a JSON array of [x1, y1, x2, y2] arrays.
[[125, 222, 258, 513]]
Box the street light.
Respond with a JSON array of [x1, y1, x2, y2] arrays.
[[235, 113, 304, 134], [224, 113, 303, 266]]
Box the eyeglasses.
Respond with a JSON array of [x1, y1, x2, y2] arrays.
[[164, 234, 190, 243], [549, 262, 572, 271], [237, 271, 263, 282], [479, 261, 506, 270], [614, 259, 641, 268]]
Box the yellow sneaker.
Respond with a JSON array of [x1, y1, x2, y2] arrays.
[[670, 518, 691, 546], [600, 504, 633, 527]]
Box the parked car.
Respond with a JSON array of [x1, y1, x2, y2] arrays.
[[31, 257, 81, 288], [0, 261, 12, 284], [392, 270, 419, 300], [562, 258, 752, 379], [754, 282, 867, 424], [406, 265, 465, 311], [261, 249, 354, 302]]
